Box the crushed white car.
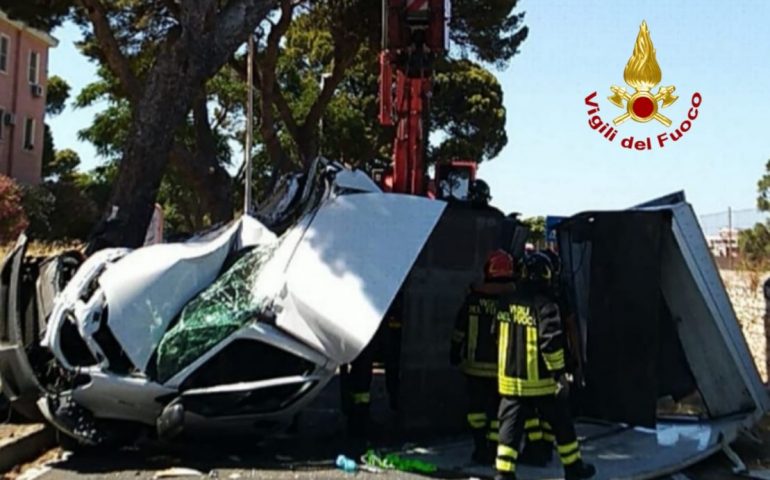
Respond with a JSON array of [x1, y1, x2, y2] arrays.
[[0, 159, 445, 445]]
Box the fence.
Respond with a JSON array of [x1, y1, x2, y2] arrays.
[[698, 208, 768, 269]]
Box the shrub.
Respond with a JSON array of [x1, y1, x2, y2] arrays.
[[0, 175, 29, 243], [21, 184, 56, 239]]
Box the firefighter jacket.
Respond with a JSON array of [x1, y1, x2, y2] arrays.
[[496, 290, 566, 397], [451, 283, 514, 378]]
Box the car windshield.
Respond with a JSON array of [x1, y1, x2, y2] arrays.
[[155, 242, 278, 382]]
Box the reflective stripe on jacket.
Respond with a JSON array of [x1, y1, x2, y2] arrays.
[[451, 286, 507, 378], [497, 292, 565, 396]]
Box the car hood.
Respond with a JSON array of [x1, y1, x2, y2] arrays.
[[262, 192, 445, 363]]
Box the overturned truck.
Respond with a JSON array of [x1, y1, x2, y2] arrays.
[[398, 191, 770, 478]]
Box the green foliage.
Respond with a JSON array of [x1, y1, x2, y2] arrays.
[[45, 75, 71, 116], [10, 0, 527, 243], [451, 0, 529, 67], [0, 175, 29, 243], [277, 9, 511, 171], [77, 98, 132, 159], [738, 222, 770, 265], [43, 148, 81, 181], [739, 159, 770, 265], [21, 174, 102, 242], [431, 59, 507, 163], [522, 216, 545, 245], [45, 180, 101, 240], [20, 185, 56, 239], [42, 124, 55, 179], [0, 1, 72, 31], [757, 159, 770, 212]]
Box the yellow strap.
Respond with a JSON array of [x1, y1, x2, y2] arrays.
[[487, 431, 500, 441], [461, 362, 497, 378], [544, 433, 556, 443], [542, 421, 552, 430], [499, 376, 557, 396], [526, 326, 539, 381], [497, 444, 518, 459], [528, 431, 544, 441], [352, 392, 371, 404], [495, 459, 515, 472], [498, 322, 509, 380], [561, 451, 581, 465], [490, 420, 500, 428], [557, 441, 579, 455], [543, 349, 565, 371], [467, 413, 487, 428], [468, 316, 478, 362], [524, 418, 541, 429]]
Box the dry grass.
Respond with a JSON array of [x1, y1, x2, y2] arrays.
[[0, 241, 83, 261]]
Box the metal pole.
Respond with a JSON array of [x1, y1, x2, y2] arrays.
[[319, 72, 332, 157], [728, 206, 733, 268], [244, 34, 255, 215]]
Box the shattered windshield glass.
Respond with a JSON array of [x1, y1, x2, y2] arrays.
[[156, 243, 277, 382]]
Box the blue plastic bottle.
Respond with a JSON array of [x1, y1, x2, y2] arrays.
[[336, 454, 358, 473]]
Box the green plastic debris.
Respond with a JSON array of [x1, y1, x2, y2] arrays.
[[362, 449, 437, 474], [155, 244, 275, 382]]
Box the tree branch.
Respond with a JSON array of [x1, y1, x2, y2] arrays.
[[302, 45, 357, 134], [76, 0, 141, 103], [206, 0, 281, 78], [256, 0, 295, 173], [270, 78, 301, 141]]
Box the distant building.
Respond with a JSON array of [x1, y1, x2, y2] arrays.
[[0, 10, 58, 184], [706, 227, 739, 258]]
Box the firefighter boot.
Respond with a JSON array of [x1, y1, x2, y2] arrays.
[[493, 473, 516, 480], [519, 439, 552, 467], [347, 402, 369, 438], [564, 460, 596, 480], [471, 429, 494, 463]]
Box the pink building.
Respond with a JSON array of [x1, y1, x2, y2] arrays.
[[0, 10, 57, 185]]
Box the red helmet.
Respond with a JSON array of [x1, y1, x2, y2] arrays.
[[484, 249, 514, 280]]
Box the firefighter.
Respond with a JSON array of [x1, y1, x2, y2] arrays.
[[494, 252, 595, 480], [450, 249, 515, 463], [383, 292, 404, 411], [340, 292, 403, 437], [341, 339, 376, 437], [470, 179, 492, 207]]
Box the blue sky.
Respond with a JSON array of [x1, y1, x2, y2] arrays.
[[47, 1, 770, 219]]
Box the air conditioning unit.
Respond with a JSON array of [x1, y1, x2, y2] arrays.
[[3, 112, 15, 126], [30, 84, 43, 98]]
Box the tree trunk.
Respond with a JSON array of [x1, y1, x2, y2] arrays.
[[297, 124, 319, 166], [86, 0, 276, 252], [192, 97, 233, 224], [87, 47, 206, 252]]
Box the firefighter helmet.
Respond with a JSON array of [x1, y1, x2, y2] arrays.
[[540, 249, 561, 277], [484, 249, 514, 280], [523, 251, 554, 286], [470, 179, 491, 204]]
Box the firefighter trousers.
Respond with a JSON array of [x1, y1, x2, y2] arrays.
[[496, 394, 582, 478], [465, 375, 499, 455]]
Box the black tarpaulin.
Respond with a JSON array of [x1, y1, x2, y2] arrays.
[[558, 210, 694, 427]]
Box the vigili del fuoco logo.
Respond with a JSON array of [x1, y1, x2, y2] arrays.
[[585, 21, 702, 151]]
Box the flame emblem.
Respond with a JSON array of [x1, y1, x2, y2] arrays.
[[608, 21, 678, 126]]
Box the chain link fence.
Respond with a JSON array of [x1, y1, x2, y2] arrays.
[[698, 208, 768, 269]]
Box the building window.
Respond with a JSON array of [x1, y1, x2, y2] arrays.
[[0, 35, 9, 73], [23, 118, 35, 150], [28, 51, 40, 84]]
